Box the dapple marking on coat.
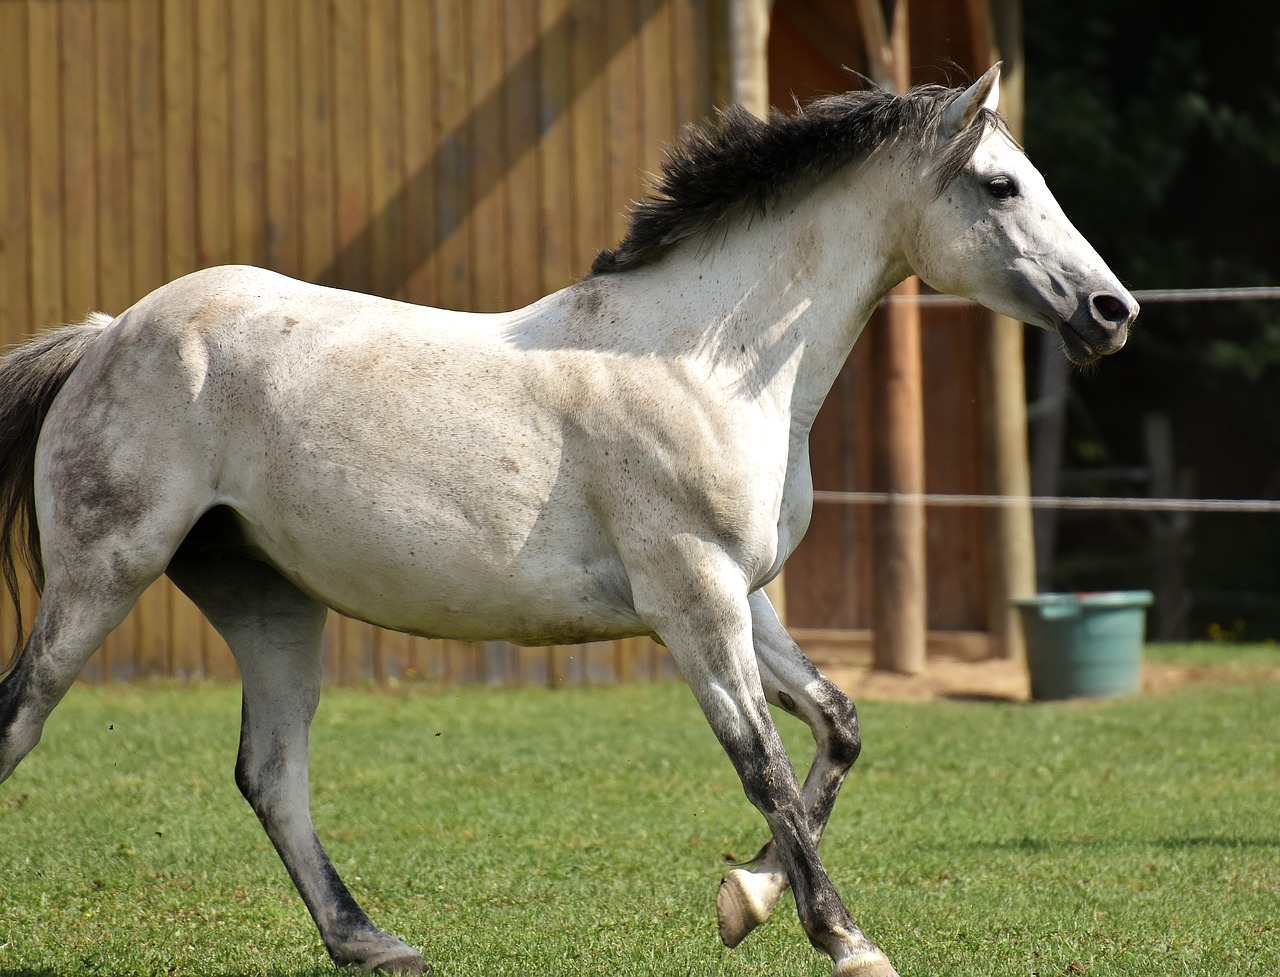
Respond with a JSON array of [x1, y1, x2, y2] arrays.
[[0, 66, 1137, 976]]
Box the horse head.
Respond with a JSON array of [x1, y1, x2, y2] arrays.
[[905, 64, 1139, 364]]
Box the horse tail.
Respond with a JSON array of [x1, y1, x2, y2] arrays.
[[0, 313, 114, 663]]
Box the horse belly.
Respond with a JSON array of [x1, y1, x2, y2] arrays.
[[227, 455, 646, 646], [286, 533, 645, 645]]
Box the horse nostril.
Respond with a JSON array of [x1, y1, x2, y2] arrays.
[[1092, 292, 1134, 325]]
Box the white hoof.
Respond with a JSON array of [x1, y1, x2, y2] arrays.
[[716, 867, 786, 948], [832, 951, 900, 977]]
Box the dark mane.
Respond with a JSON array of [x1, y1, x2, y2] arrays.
[[591, 83, 1007, 275]]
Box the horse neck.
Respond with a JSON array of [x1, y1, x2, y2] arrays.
[[619, 174, 912, 432]]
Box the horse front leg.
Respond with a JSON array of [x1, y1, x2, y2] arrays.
[[168, 555, 427, 975], [637, 558, 897, 977], [717, 589, 867, 951]]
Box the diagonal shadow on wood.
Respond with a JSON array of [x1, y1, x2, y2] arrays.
[[320, 0, 667, 301]]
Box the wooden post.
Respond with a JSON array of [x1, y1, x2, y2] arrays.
[[980, 313, 1036, 659], [872, 283, 928, 674], [866, 1, 927, 675], [728, 0, 773, 114], [981, 1, 1036, 660]]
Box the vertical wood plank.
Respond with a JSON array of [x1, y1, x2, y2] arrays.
[[569, 1, 608, 273], [399, 0, 439, 306], [331, 0, 370, 294], [604, 0, 641, 283], [162, 0, 198, 279], [297, 0, 336, 282], [538, 0, 575, 294], [671, 0, 713, 125], [195, 0, 232, 268], [419, 637, 446, 684], [366, 0, 405, 302], [638, 0, 676, 199], [96, 2, 132, 316], [128, 0, 165, 297], [501, 0, 541, 310], [0, 0, 31, 348], [26, 1, 64, 333], [229, 0, 266, 268], [264, 0, 302, 276], [433, 0, 470, 310], [320, 617, 341, 684], [60, 2, 98, 311], [337, 616, 371, 685], [467, 0, 508, 312]]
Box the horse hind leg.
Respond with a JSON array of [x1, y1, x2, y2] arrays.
[[0, 586, 143, 783], [0, 515, 182, 784], [716, 591, 889, 975], [166, 547, 427, 975]]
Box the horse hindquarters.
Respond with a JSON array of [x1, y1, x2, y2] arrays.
[[0, 317, 118, 783], [0, 453, 205, 783]]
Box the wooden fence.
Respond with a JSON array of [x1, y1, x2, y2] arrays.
[[0, 0, 721, 684]]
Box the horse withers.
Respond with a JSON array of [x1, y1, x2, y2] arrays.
[[0, 65, 1136, 976]]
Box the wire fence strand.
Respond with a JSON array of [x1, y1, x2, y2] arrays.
[[880, 285, 1280, 307], [858, 284, 1280, 516], [811, 491, 1280, 514]]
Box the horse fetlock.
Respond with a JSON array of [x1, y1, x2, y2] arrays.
[[716, 866, 789, 948], [328, 931, 427, 975], [831, 949, 900, 977], [822, 923, 899, 977]]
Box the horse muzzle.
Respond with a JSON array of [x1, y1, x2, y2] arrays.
[[1057, 289, 1140, 365]]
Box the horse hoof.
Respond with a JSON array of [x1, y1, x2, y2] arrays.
[[832, 952, 900, 977], [717, 869, 774, 948], [366, 951, 430, 976], [332, 935, 429, 975]]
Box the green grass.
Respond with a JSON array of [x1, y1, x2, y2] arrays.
[[2, 644, 1278, 976]]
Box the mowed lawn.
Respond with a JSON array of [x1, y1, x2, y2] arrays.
[[1, 645, 1277, 976]]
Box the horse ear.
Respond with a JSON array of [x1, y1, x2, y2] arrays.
[[939, 62, 1002, 138]]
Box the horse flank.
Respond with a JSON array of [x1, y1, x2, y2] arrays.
[[0, 313, 113, 660]]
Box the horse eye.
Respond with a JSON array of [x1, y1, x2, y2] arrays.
[[987, 176, 1019, 199]]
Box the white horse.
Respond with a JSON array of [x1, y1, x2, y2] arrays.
[[0, 65, 1136, 976]]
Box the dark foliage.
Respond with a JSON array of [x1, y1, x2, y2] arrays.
[[1025, 1, 1280, 637]]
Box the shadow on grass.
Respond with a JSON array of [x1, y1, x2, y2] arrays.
[[0, 972, 337, 977], [973, 832, 1280, 853]]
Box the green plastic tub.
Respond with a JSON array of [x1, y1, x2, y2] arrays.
[[1013, 591, 1154, 701]]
